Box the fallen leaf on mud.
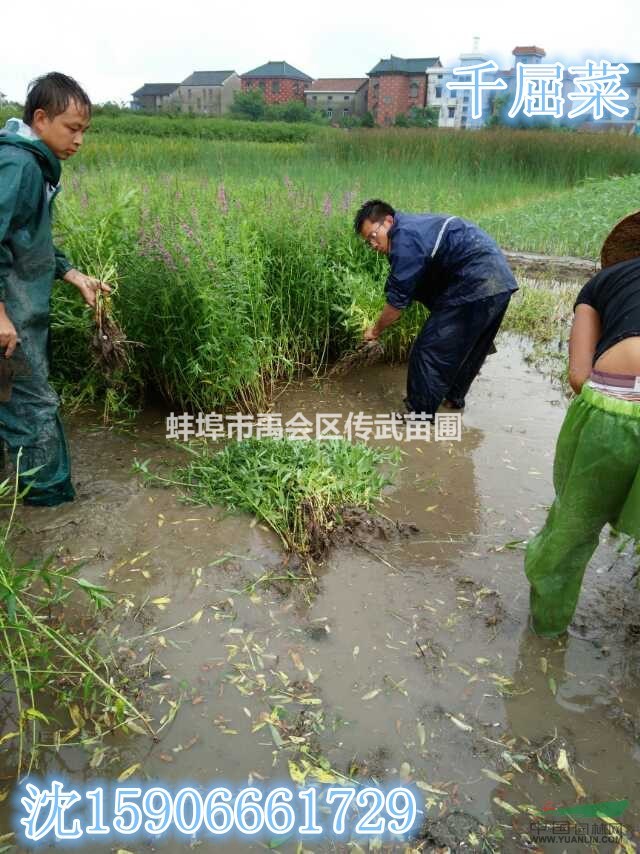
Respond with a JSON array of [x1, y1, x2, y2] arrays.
[[539, 657, 548, 674], [417, 722, 426, 747], [556, 749, 586, 798], [308, 767, 339, 784], [190, 609, 203, 624], [361, 688, 381, 701], [425, 505, 438, 512], [290, 651, 305, 671], [548, 676, 557, 695], [118, 763, 141, 782], [493, 797, 520, 815], [502, 751, 525, 774], [353, 645, 360, 657], [446, 714, 473, 732], [482, 769, 512, 785], [69, 704, 85, 729], [151, 596, 171, 609], [399, 762, 412, 781], [89, 747, 107, 769], [158, 753, 174, 763], [288, 759, 308, 785], [416, 781, 448, 796]]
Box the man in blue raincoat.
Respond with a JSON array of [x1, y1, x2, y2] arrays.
[[0, 72, 110, 506], [354, 199, 518, 417]]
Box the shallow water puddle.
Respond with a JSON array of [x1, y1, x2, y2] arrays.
[[3, 336, 639, 853]]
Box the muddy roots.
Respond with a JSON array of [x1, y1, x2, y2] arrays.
[[328, 339, 385, 377]]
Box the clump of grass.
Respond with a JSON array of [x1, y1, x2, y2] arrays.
[[0, 454, 153, 778], [503, 278, 578, 344], [140, 438, 399, 556]]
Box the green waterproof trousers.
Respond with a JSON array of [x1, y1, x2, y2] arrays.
[[525, 384, 640, 636], [0, 333, 75, 506]]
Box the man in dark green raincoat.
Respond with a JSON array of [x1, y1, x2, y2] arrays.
[[0, 72, 110, 506]]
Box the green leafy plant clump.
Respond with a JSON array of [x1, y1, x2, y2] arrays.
[[0, 455, 152, 778], [139, 438, 400, 556]]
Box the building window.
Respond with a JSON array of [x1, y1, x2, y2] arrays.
[[343, 108, 349, 116], [344, 95, 349, 100], [259, 81, 266, 91], [328, 95, 333, 100], [327, 108, 333, 118], [448, 106, 455, 118], [409, 83, 419, 98], [383, 96, 392, 104], [435, 86, 442, 98], [272, 80, 280, 94], [312, 94, 317, 101], [187, 88, 192, 99]]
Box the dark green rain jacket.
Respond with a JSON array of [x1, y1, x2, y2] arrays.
[[0, 119, 75, 504]]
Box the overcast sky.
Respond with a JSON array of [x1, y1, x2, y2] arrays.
[[2, 0, 639, 104]]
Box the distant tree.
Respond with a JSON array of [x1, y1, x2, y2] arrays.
[[486, 94, 509, 127], [394, 112, 409, 127], [265, 99, 314, 123], [361, 111, 375, 128], [229, 89, 266, 121], [406, 106, 439, 128]]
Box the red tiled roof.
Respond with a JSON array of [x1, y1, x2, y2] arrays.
[[512, 46, 546, 55], [307, 78, 368, 92]]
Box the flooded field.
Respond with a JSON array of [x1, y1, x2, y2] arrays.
[[2, 336, 639, 853]]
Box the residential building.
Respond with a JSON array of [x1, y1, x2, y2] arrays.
[[305, 78, 369, 119], [241, 61, 313, 104], [426, 66, 458, 128], [430, 42, 546, 130], [170, 71, 241, 115], [367, 55, 441, 125], [578, 61, 640, 133], [131, 83, 179, 112]]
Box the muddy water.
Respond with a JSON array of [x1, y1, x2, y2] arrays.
[[2, 336, 639, 853]]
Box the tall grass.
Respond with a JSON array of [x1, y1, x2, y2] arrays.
[[45, 122, 639, 415]]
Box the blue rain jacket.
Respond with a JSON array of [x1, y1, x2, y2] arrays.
[[385, 213, 518, 312]]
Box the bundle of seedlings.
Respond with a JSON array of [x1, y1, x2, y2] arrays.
[[137, 437, 399, 558], [92, 279, 131, 374]]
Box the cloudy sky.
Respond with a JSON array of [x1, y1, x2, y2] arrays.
[[2, 0, 639, 104]]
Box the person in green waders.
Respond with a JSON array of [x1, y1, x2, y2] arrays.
[[525, 251, 640, 637], [0, 72, 110, 506]]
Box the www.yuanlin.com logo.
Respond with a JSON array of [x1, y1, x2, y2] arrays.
[[529, 799, 631, 846]]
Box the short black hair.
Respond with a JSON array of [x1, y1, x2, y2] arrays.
[[353, 199, 395, 235], [24, 72, 92, 125]]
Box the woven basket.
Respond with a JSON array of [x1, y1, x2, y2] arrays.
[[600, 210, 640, 268]]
